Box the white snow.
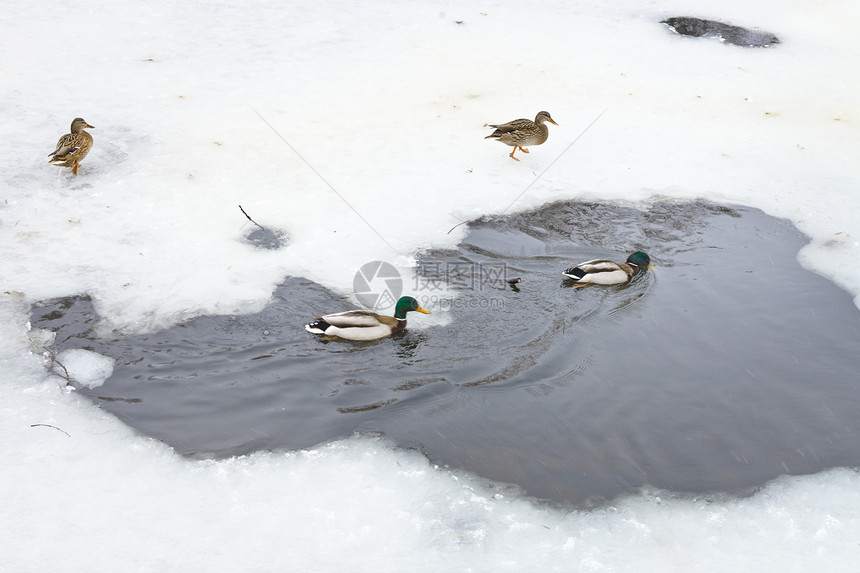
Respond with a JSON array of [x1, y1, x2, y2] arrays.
[[3, 0, 860, 570], [53, 349, 115, 388]]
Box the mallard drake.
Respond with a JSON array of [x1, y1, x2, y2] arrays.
[[485, 111, 557, 161], [563, 252, 652, 287], [48, 118, 94, 175], [305, 296, 430, 341]]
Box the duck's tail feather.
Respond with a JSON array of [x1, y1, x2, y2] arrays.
[[563, 267, 586, 280], [305, 320, 331, 334]]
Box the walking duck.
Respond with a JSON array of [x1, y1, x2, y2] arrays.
[[485, 111, 556, 161], [48, 118, 94, 175]]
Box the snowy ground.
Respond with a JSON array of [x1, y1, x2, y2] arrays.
[[3, 0, 860, 570]]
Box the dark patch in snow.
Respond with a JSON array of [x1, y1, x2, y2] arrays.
[[662, 17, 779, 47]]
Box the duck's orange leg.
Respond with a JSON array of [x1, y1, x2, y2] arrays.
[[518, 146, 530, 154], [509, 147, 520, 161], [72, 160, 79, 175]]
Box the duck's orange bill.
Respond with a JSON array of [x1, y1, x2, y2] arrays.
[[416, 306, 431, 314]]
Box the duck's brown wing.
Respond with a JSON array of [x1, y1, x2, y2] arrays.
[[49, 133, 82, 158], [573, 259, 621, 274], [485, 118, 533, 138], [319, 309, 383, 328]]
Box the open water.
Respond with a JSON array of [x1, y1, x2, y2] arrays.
[[32, 200, 860, 505]]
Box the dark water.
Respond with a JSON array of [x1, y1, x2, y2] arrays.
[[662, 17, 780, 47], [32, 200, 860, 505]]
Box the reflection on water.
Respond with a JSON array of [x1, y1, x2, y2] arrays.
[[31, 200, 860, 506]]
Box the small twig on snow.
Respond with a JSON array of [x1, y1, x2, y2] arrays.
[[45, 350, 72, 386], [31, 424, 71, 437], [239, 205, 266, 231]]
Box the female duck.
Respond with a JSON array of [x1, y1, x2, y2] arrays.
[[485, 111, 557, 161], [563, 252, 652, 287], [49, 117, 94, 175], [305, 296, 430, 341]]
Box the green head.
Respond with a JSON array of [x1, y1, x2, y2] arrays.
[[393, 296, 431, 319], [627, 251, 651, 271]]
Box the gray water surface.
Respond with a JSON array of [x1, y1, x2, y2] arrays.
[[32, 200, 860, 505]]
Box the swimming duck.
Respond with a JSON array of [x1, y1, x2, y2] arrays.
[[48, 118, 94, 175], [485, 111, 557, 161], [563, 252, 652, 287], [305, 296, 430, 341]]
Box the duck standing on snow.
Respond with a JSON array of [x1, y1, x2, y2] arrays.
[[563, 252, 652, 287], [48, 118, 94, 175], [305, 296, 430, 341], [485, 111, 557, 161]]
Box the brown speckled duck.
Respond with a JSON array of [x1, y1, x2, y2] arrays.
[[48, 118, 94, 175], [485, 111, 556, 161]]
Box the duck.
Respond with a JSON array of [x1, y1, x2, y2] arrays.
[[485, 111, 557, 161], [48, 118, 94, 175], [563, 252, 652, 287], [305, 296, 430, 341]]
